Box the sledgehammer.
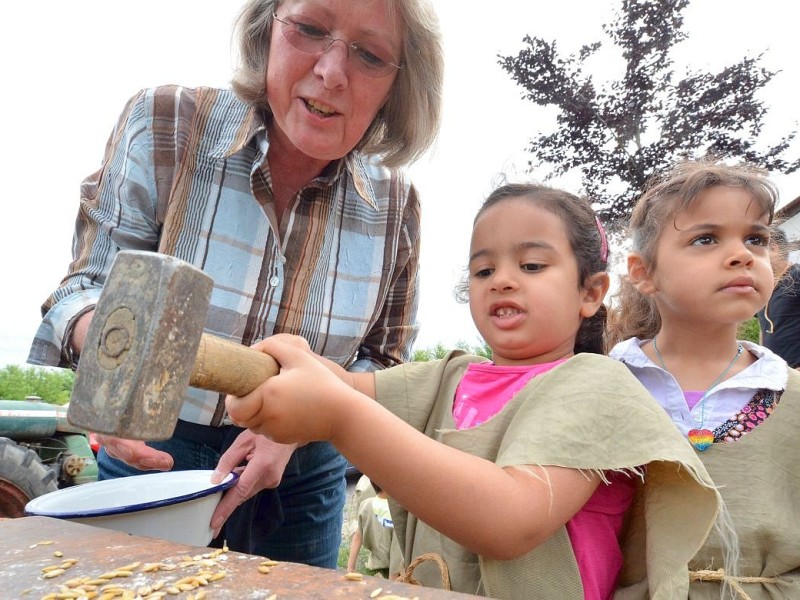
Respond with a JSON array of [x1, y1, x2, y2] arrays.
[[67, 250, 279, 440]]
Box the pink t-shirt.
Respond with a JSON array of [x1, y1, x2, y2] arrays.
[[454, 360, 636, 600], [684, 390, 704, 410]]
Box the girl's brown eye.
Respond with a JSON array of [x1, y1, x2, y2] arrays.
[[690, 234, 715, 246], [522, 263, 544, 272]]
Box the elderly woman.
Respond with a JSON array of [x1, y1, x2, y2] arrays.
[[28, 0, 443, 568]]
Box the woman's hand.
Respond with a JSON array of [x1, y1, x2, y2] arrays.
[[209, 430, 297, 537], [96, 435, 174, 471]]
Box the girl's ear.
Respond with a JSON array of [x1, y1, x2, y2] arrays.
[[580, 272, 610, 318], [627, 253, 657, 295]]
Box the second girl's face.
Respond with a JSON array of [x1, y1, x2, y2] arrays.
[[468, 198, 600, 366], [266, 0, 401, 162], [646, 185, 773, 327]]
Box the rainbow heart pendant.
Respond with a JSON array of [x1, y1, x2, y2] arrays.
[[688, 428, 714, 451]]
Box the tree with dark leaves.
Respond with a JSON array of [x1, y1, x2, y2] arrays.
[[499, 0, 800, 228]]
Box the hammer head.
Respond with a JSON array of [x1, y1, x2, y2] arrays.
[[68, 250, 213, 440]]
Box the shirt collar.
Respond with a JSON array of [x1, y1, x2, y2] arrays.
[[610, 337, 788, 391], [216, 107, 380, 211], [608, 337, 652, 367]]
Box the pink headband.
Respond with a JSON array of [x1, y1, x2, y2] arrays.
[[595, 215, 609, 263]]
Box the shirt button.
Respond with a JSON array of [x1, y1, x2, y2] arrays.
[[269, 276, 280, 287]]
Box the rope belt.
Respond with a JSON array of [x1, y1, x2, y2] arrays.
[[397, 559, 794, 597], [395, 553, 451, 590], [689, 569, 792, 599]]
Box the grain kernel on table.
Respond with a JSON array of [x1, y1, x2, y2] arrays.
[[261, 559, 279, 567], [112, 570, 134, 577], [42, 565, 64, 573], [99, 584, 126, 593], [42, 568, 65, 578]]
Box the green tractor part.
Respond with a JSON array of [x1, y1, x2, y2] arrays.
[[0, 398, 98, 518]]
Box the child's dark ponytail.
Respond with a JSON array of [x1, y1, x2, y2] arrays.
[[575, 304, 607, 355]]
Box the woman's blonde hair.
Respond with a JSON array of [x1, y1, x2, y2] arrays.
[[230, 0, 443, 168], [608, 160, 779, 344]]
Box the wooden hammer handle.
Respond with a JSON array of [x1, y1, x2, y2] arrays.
[[190, 334, 280, 397]]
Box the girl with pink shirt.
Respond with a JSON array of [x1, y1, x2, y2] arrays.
[[227, 183, 725, 599]]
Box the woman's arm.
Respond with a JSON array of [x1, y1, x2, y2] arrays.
[[227, 337, 598, 560], [354, 181, 421, 369], [29, 89, 166, 368]]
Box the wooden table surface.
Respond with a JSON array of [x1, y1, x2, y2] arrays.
[[0, 516, 478, 599]]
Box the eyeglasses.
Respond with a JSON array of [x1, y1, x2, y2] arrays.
[[273, 13, 402, 78]]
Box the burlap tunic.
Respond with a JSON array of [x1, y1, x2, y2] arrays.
[[680, 368, 800, 599], [375, 351, 723, 599]]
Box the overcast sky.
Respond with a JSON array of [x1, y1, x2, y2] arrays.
[[2, 0, 799, 368]]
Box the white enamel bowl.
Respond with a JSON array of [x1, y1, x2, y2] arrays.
[[25, 470, 237, 546]]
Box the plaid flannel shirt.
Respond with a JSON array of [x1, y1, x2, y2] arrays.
[[28, 85, 420, 426]]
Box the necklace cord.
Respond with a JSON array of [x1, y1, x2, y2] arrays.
[[652, 336, 744, 430]]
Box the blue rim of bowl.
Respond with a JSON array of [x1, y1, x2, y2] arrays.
[[25, 471, 239, 519]]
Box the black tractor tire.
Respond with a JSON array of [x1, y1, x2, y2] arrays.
[[0, 437, 58, 518]]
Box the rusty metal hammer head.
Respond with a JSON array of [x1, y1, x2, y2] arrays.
[[68, 250, 213, 441]]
